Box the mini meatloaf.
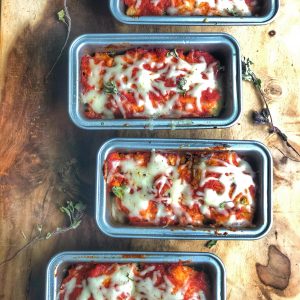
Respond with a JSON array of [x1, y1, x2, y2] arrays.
[[124, 0, 258, 16], [81, 48, 222, 119], [59, 262, 210, 300], [104, 150, 256, 227]]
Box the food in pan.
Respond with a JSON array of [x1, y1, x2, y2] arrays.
[[59, 262, 209, 300], [81, 48, 222, 119], [104, 149, 256, 227], [124, 0, 258, 17]]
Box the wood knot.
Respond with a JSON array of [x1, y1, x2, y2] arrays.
[[263, 78, 283, 101], [268, 30, 276, 37], [256, 245, 291, 290]]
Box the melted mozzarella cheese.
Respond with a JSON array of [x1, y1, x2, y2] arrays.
[[71, 264, 136, 300], [151, 0, 161, 6], [135, 274, 190, 300], [81, 50, 219, 118], [118, 153, 175, 217], [167, 0, 253, 16], [108, 151, 256, 226], [196, 156, 255, 226], [63, 277, 77, 300]]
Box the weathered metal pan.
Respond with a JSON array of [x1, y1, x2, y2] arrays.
[[69, 33, 241, 130], [96, 138, 273, 239], [46, 251, 226, 300], [110, 0, 279, 25]]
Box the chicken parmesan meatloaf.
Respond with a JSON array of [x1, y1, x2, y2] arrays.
[[124, 0, 259, 17], [59, 262, 210, 300], [81, 48, 222, 119], [104, 150, 256, 227]]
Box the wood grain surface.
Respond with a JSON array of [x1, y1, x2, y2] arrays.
[[0, 0, 299, 299]]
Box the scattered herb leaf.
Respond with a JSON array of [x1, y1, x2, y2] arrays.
[[126, 273, 134, 281], [103, 81, 118, 95], [112, 186, 126, 199], [167, 49, 179, 59], [226, 9, 239, 16], [219, 201, 232, 209], [217, 64, 225, 72], [177, 77, 187, 95], [205, 240, 218, 249], [239, 197, 247, 205], [36, 224, 43, 233], [57, 9, 66, 23]]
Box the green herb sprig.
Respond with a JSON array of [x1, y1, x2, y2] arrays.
[[112, 186, 126, 199], [226, 8, 239, 16], [177, 77, 188, 95], [167, 49, 179, 59], [242, 57, 300, 162], [103, 81, 119, 95], [0, 200, 85, 267], [219, 201, 232, 209], [205, 240, 218, 249], [45, 0, 71, 81]]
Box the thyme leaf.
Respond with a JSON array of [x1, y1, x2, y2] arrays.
[[57, 9, 66, 23], [205, 240, 218, 249], [240, 197, 248, 205], [217, 64, 225, 72], [226, 9, 239, 16], [167, 49, 179, 59], [126, 273, 134, 281], [219, 201, 232, 209], [177, 77, 187, 95], [112, 186, 126, 199], [103, 81, 118, 95]]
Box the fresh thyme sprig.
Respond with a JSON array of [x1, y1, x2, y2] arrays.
[[45, 0, 71, 81], [0, 200, 85, 267], [242, 56, 300, 161]]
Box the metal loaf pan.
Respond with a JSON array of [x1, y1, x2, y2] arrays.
[[69, 33, 241, 130], [110, 0, 279, 25], [46, 251, 226, 300], [96, 138, 273, 240]]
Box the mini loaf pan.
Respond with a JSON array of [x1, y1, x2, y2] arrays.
[[110, 0, 279, 25], [46, 251, 226, 300], [69, 33, 241, 130], [96, 138, 273, 240]]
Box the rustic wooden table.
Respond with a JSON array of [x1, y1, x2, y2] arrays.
[[0, 1, 299, 299]]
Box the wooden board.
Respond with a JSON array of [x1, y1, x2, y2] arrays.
[[0, 0, 299, 299]]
